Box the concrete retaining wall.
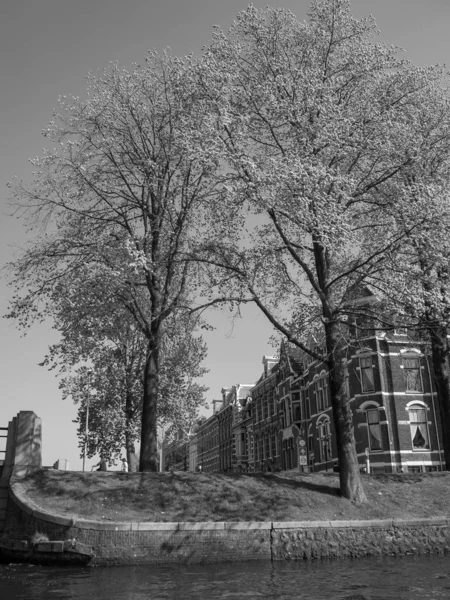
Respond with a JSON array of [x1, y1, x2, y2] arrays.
[[5, 484, 450, 566]]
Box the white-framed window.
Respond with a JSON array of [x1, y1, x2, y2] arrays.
[[323, 377, 330, 408], [308, 424, 314, 453], [408, 404, 430, 450], [402, 355, 422, 393], [315, 378, 324, 412], [315, 373, 330, 412], [271, 431, 277, 458], [304, 387, 311, 419], [366, 408, 382, 451], [360, 356, 375, 393], [317, 418, 332, 463], [394, 327, 408, 336]]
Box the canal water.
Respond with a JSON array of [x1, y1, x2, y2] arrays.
[[1, 554, 450, 599]]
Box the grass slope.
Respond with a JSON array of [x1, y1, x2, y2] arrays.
[[12, 470, 450, 524]]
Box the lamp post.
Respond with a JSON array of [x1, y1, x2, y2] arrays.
[[82, 370, 94, 472]]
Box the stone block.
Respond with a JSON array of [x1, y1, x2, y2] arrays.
[[272, 521, 331, 529], [177, 522, 225, 531], [329, 519, 392, 528], [138, 522, 179, 531], [225, 521, 271, 530]]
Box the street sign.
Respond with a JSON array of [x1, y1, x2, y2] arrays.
[[299, 456, 307, 465], [297, 438, 306, 447]]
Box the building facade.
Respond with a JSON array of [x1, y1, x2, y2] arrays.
[[252, 357, 282, 472], [184, 296, 445, 475]]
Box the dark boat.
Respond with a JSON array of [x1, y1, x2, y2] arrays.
[[0, 537, 95, 566]]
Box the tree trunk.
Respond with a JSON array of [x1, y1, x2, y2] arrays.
[[429, 326, 450, 469], [124, 374, 139, 471], [312, 232, 366, 503], [325, 320, 367, 503], [139, 339, 159, 471], [125, 434, 139, 472]]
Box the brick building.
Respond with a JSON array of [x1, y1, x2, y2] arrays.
[[185, 289, 444, 475], [217, 390, 233, 471], [279, 311, 444, 474], [252, 356, 281, 471], [196, 411, 220, 473]]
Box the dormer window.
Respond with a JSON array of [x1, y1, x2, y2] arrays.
[[360, 356, 375, 393], [394, 327, 408, 336], [401, 350, 423, 393]]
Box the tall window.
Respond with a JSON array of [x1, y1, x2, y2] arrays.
[[323, 377, 330, 408], [316, 378, 324, 411], [308, 424, 314, 456], [304, 388, 311, 419], [366, 408, 382, 451], [409, 406, 429, 450], [315, 376, 330, 411], [360, 356, 375, 393], [403, 357, 422, 392], [318, 420, 332, 463], [286, 398, 292, 426]]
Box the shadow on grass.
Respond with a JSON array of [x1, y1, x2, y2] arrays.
[[227, 472, 340, 498]]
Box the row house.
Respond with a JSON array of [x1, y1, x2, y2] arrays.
[[185, 289, 444, 475], [217, 390, 233, 471], [230, 384, 254, 471], [284, 297, 444, 475], [277, 343, 304, 471], [252, 357, 281, 471], [197, 412, 220, 472], [214, 385, 254, 472]]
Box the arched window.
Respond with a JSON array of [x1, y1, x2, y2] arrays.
[[317, 417, 332, 463], [314, 371, 330, 412], [361, 402, 382, 451], [407, 402, 430, 450]]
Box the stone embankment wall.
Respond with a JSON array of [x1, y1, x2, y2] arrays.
[[271, 519, 450, 560], [6, 485, 450, 565]]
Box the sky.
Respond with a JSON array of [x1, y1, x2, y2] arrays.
[[1, 0, 450, 470]]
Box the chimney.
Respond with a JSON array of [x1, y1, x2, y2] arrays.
[[262, 356, 277, 378], [221, 387, 232, 403], [212, 399, 223, 414]]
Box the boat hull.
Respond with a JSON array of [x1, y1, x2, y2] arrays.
[[0, 538, 95, 566]]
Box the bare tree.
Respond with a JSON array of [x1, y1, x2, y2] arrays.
[[7, 55, 219, 471], [194, 1, 450, 501]]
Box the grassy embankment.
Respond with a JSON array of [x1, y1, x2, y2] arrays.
[[13, 469, 450, 523]]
